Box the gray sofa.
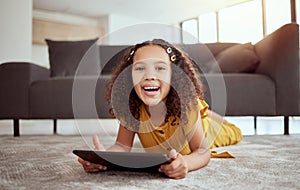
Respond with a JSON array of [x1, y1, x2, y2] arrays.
[[0, 23, 299, 136]]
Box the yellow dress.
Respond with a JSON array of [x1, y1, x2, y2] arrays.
[[137, 99, 242, 156]]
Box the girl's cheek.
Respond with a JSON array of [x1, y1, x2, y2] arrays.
[[158, 74, 171, 84], [132, 73, 143, 85]]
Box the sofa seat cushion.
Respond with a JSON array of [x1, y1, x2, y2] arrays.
[[30, 76, 112, 119], [200, 73, 276, 116]]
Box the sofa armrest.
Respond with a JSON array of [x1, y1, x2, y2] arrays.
[[254, 23, 299, 115], [0, 62, 49, 118]]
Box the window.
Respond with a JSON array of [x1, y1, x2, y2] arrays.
[[218, 0, 263, 43], [181, 19, 198, 43], [264, 0, 291, 34], [180, 0, 295, 43], [296, 0, 299, 23], [198, 12, 218, 43]]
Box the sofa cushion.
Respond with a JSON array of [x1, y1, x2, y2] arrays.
[[209, 43, 260, 73], [30, 76, 112, 118], [46, 38, 100, 77], [200, 73, 275, 115]]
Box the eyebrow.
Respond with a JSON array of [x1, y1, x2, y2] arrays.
[[133, 61, 169, 66]]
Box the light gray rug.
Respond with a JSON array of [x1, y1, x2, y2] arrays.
[[0, 134, 299, 190]]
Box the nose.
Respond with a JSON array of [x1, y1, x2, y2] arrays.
[[144, 68, 157, 81], [144, 74, 156, 81]]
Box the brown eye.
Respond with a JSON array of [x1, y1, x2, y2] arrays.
[[156, 66, 166, 71], [134, 67, 144, 71]]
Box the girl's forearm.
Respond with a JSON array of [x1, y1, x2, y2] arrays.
[[183, 148, 210, 171], [107, 142, 132, 152]]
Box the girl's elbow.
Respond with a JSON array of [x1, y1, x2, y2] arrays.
[[202, 150, 211, 167], [204, 155, 210, 167]]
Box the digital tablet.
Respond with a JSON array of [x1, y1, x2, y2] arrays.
[[73, 150, 171, 172]]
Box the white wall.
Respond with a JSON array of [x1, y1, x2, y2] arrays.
[[104, 14, 181, 45], [31, 44, 49, 68], [0, 0, 32, 63], [0, 2, 181, 64], [30, 12, 182, 65]]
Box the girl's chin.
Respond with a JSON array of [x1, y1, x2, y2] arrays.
[[143, 98, 162, 106]]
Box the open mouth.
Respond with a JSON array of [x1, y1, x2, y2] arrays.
[[142, 86, 160, 97]]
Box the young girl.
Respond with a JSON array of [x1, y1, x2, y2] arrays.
[[78, 39, 242, 179]]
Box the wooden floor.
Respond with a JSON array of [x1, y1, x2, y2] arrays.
[[0, 116, 299, 136]]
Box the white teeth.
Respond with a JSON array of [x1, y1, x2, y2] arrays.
[[143, 86, 159, 90]]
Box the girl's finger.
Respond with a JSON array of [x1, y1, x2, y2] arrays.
[[92, 134, 105, 151]]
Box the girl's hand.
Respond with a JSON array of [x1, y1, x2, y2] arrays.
[[159, 149, 189, 179], [77, 134, 108, 173]]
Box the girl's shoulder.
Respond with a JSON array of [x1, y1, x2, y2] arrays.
[[184, 98, 209, 132], [197, 99, 209, 118], [189, 98, 209, 118], [182, 99, 208, 136]]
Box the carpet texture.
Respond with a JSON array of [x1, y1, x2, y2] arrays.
[[0, 134, 299, 190]]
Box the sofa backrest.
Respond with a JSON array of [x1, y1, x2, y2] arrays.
[[254, 23, 299, 115], [98, 43, 238, 75], [99, 45, 130, 75]]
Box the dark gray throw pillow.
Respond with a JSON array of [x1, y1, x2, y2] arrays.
[[209, 43, 260, 73], [46, 38, 100, 77]]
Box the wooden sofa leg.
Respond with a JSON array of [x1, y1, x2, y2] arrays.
[[284, 116, 289, 135], [13, 119, 20, 137], [53, 119, 57, 134]]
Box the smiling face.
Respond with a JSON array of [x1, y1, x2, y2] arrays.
[[132, 45, 172, 106]]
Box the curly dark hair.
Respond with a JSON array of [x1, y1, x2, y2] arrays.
[[106, 39, 204, 131]]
